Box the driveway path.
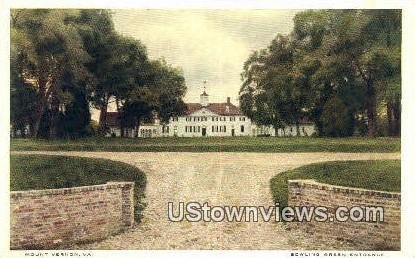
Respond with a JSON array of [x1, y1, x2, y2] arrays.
[[13, 151, 400, 249]]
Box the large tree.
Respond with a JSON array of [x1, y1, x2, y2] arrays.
[[120, 59, 187, 136], [148, 59, 187, 123], [121, 87, 158, 137], [362, 10, 401, 136], [11, 9, 186, 139], [241, 10, 401, 137], [11, 10, 92, 138], [111, 37, 150, 136], [240, 35, 307, 135], [291, 10, 401, 136], [74, 10, 144, 135]]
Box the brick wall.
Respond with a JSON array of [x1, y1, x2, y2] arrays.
[[10, 182, 134, 249], [288, 180, 400, 250]]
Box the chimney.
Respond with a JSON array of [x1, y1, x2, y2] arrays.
[[227, 97, 231, 104]]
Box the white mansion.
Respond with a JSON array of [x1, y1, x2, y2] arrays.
[[106, 90, 315, 138]]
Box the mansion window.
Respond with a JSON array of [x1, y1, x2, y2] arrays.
[[162, 126, 169, 133], [211, 125, 227, 133], [241, 125, 245, 133], [141, 129, 152, 138], [212, 126, 220, 133]]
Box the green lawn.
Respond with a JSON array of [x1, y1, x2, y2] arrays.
[[10, 154, 147, 222], [270, 160, 401, 208], [11, 136, 400, 152]]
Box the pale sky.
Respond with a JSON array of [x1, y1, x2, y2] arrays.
[[112, 9, 299, 104]]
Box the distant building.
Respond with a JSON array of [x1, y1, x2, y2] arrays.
[[106, 90, 315, 138]]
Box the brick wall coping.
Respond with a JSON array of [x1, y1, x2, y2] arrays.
[[10, 181, 134, 198], [288, 179, 401, 199]]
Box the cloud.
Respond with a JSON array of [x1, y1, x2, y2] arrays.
[[112, 9, 299, 104]]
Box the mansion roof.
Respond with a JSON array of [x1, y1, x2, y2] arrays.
[[106, 101, 243, 127], [185, 103, 242, 116]]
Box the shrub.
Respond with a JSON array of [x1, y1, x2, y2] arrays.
[[10, 155, 147, 222], [270, 160, 400, 208]]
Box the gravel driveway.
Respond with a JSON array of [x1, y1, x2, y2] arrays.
[[13, 151, 400, 249]]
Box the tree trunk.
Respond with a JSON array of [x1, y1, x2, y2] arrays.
[[32, 117, 42, 138], [366, 79, 377, 137], [134, 117, 140, 138], [32, 99, 48, 138], [48, 94, 60, 139], [353, 61, 378, 137], [386, 101, 399, 136], [98, 96, 109, 135], [272, 124, 278, 137], [116, 98, 124, 138], [32, 74, 49, 138], [386, 102, 393, 136], [295, 122, 301, 136], [27, 121, 34, 138], [392, 101, 401, 136]]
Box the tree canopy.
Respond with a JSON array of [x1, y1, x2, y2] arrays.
[[240, 9, 401, 137], [11, 9, 186, 138]]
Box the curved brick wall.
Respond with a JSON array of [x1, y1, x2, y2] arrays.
[[288, 179, 400, 250], [10, 182, 134, 249]]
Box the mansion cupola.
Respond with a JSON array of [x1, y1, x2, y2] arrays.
[[200, 90, 209, 107]]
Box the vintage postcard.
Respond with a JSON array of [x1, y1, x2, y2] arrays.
[[1, 1, 415, 258]]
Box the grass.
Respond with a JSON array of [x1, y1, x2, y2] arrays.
[[10, 154, 147, 222], [10, 136, 400, 152], [270, 160, 401, 208]]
